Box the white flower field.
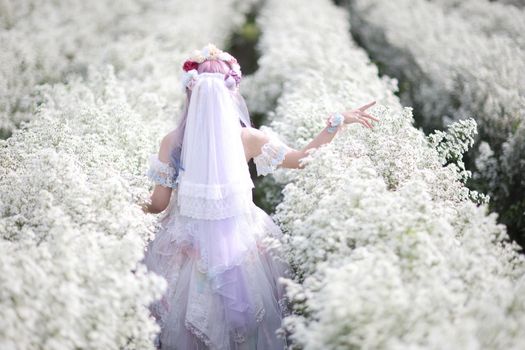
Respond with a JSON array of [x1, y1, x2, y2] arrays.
[[347, 0, 525, 249], [0, 0, 253, 348], [1, 0, 524, 349]]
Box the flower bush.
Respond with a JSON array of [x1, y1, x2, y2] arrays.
[[346, 0, 525, 245], [247, 0, 525, 348], [429, 0, 525, 50], [2, 0, 523, 348], [0, 0, 144, 137], [0, 0, 254, 348], [0, 0, 253, 138]]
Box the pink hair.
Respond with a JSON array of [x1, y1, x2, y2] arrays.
[[197, 59, 231, 74], [169, 58, 250, 179]]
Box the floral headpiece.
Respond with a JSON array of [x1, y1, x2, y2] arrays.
[[181, 43, 242, 91]]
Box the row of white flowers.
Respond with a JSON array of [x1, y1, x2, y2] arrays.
[[0, 1, 252, 349], [347, 0, 524, 142], [246, 0, 525, 348], [0, 0, 252, 137], [497, 0, 525, 8], [346, 0, 525, 242], [0, 0, 146, 136], [430, 0, 525, 50]]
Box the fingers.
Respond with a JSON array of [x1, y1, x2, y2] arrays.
[[363, 119, 374, 129], [358, 110, 380, 122], [356, 101, 379, 129], [358, 100, 376, 111], [358, 117, 373, 129], [360, 120, 372, 129], [340, 100, 379, 129]]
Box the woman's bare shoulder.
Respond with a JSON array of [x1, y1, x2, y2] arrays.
[[241, 127, 269, 142], [241, 127, 271, 159], [158, 130, 177, 162], [161, 129, 178, 144]]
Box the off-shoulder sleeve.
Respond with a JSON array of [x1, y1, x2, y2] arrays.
[[253, 126, 292, 176], [146, 154, 177, 188]]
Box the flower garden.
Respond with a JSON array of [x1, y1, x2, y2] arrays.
[[1, 0, 524, 349]]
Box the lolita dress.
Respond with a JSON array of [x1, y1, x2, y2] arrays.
[[142, 125, 293, 350]]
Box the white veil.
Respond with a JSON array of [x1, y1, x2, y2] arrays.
[[172, 71, 262, 337], [176, 71, 254, 220]]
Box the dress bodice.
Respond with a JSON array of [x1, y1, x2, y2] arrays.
[[147, 126, 291, 189]]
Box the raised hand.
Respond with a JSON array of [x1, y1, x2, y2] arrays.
[[342, 101, 379, 129]]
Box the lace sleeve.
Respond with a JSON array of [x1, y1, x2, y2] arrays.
[[253, 126, 292, 176], [146, 154, 177, 188]]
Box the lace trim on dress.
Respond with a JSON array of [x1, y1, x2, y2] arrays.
[[147, 154, 177, 188], [177, 177, 254, 199], [185, 319, 213, 347], [177, 190, 253, 220], [253, 126, 291, 176]]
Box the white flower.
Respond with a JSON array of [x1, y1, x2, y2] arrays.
[[201, 47, 209, 58], [207, 44, 221, 58], [231, 63, 241, 74], [181, 69, 198, 91], [201, 43, 222, 59], [219, 51, 234, 62], [190, 44, 227, 63], [190, 49, 206, 63]]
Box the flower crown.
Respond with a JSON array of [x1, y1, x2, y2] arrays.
[[181, 43, 242, 91]]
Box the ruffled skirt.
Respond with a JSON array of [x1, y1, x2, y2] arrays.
[[141, 200, 292, 350]]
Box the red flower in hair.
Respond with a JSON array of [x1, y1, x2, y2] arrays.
[[183, 60, 199, 72]]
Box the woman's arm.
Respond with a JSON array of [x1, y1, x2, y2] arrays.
[[141, 134, 175, 214], [281, 125, 340, 169], [248, 101, 379, 170]]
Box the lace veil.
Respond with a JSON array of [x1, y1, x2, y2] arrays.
[[175, 72, 254, 220]]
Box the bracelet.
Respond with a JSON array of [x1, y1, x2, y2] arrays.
[[327, 112, 344, 133]]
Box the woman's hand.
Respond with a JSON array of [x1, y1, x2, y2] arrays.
[[140, 199, 152, 214], [342, 101, 379, 129]]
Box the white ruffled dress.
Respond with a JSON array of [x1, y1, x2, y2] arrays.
[[142, 127, 293, 350]]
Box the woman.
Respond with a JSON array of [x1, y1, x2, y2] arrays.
[[141, 43, 378, 350]]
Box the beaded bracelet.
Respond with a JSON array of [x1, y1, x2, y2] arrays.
[[327, 112, 344, 133]]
